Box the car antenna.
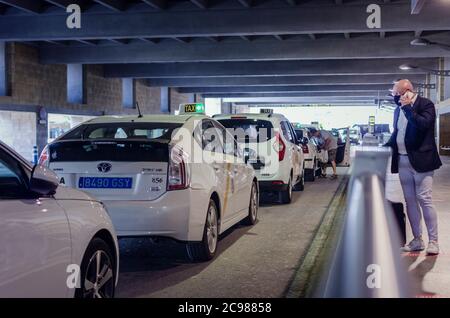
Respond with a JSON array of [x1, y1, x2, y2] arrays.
[[136, 102, 143, 118]]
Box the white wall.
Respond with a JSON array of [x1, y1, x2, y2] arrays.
[[0, 110, 37, 161], [204, 98, 222, 117], [247, 106, 394, 131]]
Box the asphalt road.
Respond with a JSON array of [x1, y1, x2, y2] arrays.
[[116, 170, 346, 298]]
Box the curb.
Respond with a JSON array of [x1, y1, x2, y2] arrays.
[[285, 175, 349, 298]]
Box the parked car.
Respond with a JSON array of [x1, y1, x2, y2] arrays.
[[0, 141, 119, 298], [215, 110, 305, 204], [293, 128, 324, 181], [40, 105, 259, 262]]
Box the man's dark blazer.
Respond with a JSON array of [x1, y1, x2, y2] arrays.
[[385, 95, 442, 174]]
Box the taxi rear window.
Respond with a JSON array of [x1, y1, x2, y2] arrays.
[[60, 122, 182, 141], [217, 119, 274, 143]]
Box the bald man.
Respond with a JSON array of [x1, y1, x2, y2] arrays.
[[385, 79, 442, 255]]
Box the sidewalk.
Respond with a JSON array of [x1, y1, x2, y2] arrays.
[[404, 156, 450, 298]]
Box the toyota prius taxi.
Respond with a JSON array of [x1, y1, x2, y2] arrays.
[[39, 104, 259, 261]]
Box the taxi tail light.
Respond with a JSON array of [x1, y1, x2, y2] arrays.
[[273, 133, 286, 161], [167, 145, 190, 191], [301, 144, 309, 154], [38, 145, 50, 167]]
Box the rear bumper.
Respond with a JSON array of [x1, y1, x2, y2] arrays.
[[102, 189, 207, 241], [258, 180, 289, 192], [304, 158, 315, 170]]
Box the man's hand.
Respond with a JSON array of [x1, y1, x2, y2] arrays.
[[400, 94, 414, 107]]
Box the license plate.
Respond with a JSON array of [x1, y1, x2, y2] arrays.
[[78, 177, 133, 189]]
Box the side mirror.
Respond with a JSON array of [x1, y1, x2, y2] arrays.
[[30, 165, 59, 195]]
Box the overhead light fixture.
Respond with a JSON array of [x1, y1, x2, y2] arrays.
[[410, 37, 450, 50], [398, 63, 450, 76], [399, 64, 418, 71], [410, 38, 432, 46]]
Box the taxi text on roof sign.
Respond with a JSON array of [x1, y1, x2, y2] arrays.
[[260, 109, 274, 114], [179, 103, 205, 115]]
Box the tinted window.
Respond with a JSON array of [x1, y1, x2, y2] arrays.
[[49, 141, 169, 162], [217, 119, 274, 143], [200, 120, 224, 153], [60, 123, 182, 141], [281, 121, 294, 143], [295, 129, 304, 139], [0, 150, 28, 199]]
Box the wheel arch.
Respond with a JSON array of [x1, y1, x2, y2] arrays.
[[210, 191, 221, 226]]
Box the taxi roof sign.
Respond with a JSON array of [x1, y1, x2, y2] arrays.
[[260, 108, 274, 114], [179, 103, 205, 115]]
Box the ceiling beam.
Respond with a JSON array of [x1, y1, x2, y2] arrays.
[[92, 0, 127, 11], [1, 2, 449, 41], [203, 92, 386, 98], [141, 0, 166, 9], [177, 84, 393, 94], [146, 75, 425, 87], [103, 59, 436, 78], [40, 35, 450, 64], [0, 0, 42, 13], [237, 0, 252, 8], [190, 0, 207, 9], [411, 0, 426, 14], [44, 0, 84, 8]]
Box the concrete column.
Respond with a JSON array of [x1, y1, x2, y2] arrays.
[[122, 78, 135, 108], [221, 100, 232, 114], [436, 57, 446, 103], [160, 87, 170, 113], [36, 108, 48, 156], [188, 93, 196, 103], [444, 57, 450, 101], [429, 74, 438, 104], [0, 41, 6, 96], [67, 64, 85, 104]]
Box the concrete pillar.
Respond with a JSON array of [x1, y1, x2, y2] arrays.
[[436, 57, 446, 103], [429, 74, 438, 104], [188, 93, 196, 103], [160, 87, 170, 113], [221, 100, 232, 114], [444, 57, 450, 101], [0, 41, 6, 96], [67, 64, 85, 104], [36, 108, 48, 156], [122, 78, 135, 108]]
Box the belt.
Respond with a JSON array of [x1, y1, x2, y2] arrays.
[[399, 154, 408, 156]]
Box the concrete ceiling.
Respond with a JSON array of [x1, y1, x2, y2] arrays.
[[0, 0, 448, 104]]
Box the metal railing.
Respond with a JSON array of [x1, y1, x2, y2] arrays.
[[317, 137, 412, 298]]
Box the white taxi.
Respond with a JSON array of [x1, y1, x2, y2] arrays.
[[0, 141, 119, 298], [293, 126, 327, 182], [39, 104, 258, 262], [214, 110, 305, 204]]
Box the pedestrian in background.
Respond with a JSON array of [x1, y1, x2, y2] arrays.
[[310, 128, 338, 179], [385, 79, 442, 255]]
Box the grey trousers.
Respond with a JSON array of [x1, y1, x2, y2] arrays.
[[398, 155, 438, 242]]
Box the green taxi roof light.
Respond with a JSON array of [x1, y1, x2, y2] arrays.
[[179, 103, 205, 115]]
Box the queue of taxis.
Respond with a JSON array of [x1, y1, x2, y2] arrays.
[[214, 110, 305, 204], [39, 104, 259, 262]]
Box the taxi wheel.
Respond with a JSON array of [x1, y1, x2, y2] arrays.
[[294, 168, 305, 191], [243, 182, 258, 225], [75, 238, 116, 299], [305, 159, 316, 182], [279, 177, 292, 204], [186, 199, 219, 262]]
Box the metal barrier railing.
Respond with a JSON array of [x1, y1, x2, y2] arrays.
[[317, 138, 412, 298]]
